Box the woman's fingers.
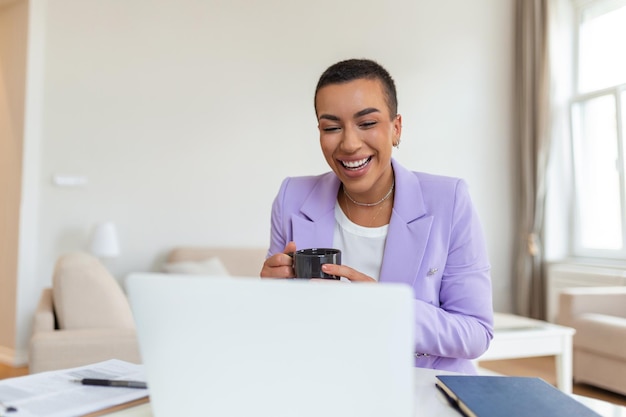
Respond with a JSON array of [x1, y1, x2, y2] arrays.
[[321, 264, 376, 283], [260, 243, 296, 279]]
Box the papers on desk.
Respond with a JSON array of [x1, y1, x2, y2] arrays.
[[0, 359, 148, 417]]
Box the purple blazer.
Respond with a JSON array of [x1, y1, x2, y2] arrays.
[[268, 159, 493, 374]]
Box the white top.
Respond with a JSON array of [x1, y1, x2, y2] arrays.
[[333, 201, 389, 281]]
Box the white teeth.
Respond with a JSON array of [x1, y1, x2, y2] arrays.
[[341, 157, 370, 169]]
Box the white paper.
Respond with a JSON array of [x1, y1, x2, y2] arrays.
[[0, 359, 148, 417]]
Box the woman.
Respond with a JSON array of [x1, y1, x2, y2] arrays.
[[261, 59, 493, 374]]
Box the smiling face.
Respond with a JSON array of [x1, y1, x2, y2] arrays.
[[315, 78, 402, 202]]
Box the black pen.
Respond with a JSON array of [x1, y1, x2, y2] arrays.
[[0, 400, 17, 413], [74, 378, 148, 389]]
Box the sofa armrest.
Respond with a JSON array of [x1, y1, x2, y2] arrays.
[[33, 288, 55, 333], [557, 287, 626, 326], [29, 328, 141, 374]]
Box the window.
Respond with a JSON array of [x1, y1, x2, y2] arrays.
[[570, 0, 626, 258]]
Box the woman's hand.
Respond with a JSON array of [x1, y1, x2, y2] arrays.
[[260, 241, 296, 279], [319, 264, 377, 283]]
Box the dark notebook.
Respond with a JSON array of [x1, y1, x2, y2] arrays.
[[435, 375, 602, 417]]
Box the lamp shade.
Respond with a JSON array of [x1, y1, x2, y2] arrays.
[[89, 221, 120, 258]]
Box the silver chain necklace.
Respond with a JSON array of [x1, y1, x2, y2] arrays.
[[343, 180, 395, 207]]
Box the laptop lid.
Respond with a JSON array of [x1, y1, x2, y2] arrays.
[[126, 274, 415, 417]]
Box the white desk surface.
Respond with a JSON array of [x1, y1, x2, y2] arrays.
[[102, 367, 625, 417], [104, 368, 459, 417]]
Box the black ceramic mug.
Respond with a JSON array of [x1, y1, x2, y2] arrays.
[[292, 248, 341, 280]]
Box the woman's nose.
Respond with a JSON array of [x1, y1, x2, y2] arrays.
[[340, 125, 361, 152]]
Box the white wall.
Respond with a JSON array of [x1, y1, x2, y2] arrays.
[[14, 0, 515, 359]]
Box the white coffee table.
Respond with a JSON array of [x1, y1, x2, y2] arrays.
[[478, 312, 576, 393]]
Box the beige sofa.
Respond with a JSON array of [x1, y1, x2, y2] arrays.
[[557, 286, 626, 395], [29, 252, 141, 374], [29, 247, 267, 373]]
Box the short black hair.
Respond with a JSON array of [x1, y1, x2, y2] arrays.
[[314, 59, 398, 118]]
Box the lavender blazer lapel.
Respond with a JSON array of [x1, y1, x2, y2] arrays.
[[380, 160, 433, 286], [291, 173, 340, 250]]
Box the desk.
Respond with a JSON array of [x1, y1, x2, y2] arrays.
[[101, 368, 625, 417], [101, 368, 458, 417], [478, 312, 576, 393]]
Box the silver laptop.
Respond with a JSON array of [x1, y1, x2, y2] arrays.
[[126, 274, 415, 417]]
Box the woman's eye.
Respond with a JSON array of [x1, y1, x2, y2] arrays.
[[323, 126, 341, 132], [360, 121, 377, 129]]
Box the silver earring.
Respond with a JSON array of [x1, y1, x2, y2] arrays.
[[394, 139, 401, 149]]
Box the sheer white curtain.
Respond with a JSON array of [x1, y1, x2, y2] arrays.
[[514, 0, 574, 319], [543, 0, 575, 265]]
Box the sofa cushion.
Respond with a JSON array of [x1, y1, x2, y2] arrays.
[[52, 252, 135, 330], [572, 313, 626, 361], [29, 328, 140, 374]]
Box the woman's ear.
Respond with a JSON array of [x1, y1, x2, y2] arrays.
[[393, 114, 403, 142]]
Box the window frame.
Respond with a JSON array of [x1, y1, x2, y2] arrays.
[[569, 0, 626, 259]]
